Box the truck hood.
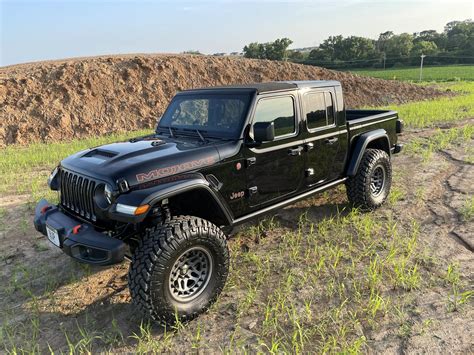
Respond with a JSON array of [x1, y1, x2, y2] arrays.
[[60, 136, 222, 186]]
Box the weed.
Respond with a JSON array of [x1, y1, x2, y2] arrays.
[[459, 196, 474, 221], [405, 125, 474, 162], [389, 186, 405, 204], [444, 263, 473, 312]]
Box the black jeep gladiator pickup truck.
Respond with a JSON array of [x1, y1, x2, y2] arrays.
[[34, 81, 403, 324]]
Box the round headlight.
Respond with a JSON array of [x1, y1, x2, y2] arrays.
[[104, 184, 113, 204], [48, 166, 59, 190]]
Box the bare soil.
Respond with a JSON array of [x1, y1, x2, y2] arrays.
[[0, 54, 447, 146], [0, 122, 472, 353]]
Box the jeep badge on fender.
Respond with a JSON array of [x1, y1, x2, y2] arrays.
[[34, 81, 403, 325]]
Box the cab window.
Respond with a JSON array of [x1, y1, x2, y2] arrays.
[[304, 92, 335, 130], [253, 96, 295, 137]]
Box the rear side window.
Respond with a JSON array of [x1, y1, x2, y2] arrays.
[[253, 96, 295, 137], [304, 92, 335, 130]]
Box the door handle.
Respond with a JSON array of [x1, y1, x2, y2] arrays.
[[305, 142, 314, 151], [288, 146, 303, 156], [325, 137, 338, 145]]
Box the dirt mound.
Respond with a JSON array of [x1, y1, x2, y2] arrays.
[[0, 54, 444, 146]]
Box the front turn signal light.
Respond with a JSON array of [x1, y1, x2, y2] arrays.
[[116, 203, 150, 215], [134, 204, 150, 215]]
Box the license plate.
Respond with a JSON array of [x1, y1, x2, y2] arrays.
[[46, 225, 60, 247]]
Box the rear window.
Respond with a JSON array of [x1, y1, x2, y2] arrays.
[[253, 96, 295, 137], [304, 92, 335, 130]]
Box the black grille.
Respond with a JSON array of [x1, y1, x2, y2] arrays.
[[59, 169, 97, 221]]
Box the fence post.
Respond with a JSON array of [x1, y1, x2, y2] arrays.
[[419, 54, 426, 82]]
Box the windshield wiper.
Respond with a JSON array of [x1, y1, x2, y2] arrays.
[[168, 126, 176, 138], [195, 128, 206, 143], [129, 133, 156, 143]]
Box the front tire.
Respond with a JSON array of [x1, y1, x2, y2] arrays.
[[128, 215, 229, 325], [346, 148, 392, 210]]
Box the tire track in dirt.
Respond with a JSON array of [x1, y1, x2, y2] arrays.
[[432, 149, 473, 252]]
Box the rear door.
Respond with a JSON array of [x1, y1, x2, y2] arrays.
[[244, 92, 305, 208], [302, 89, 342, 186]]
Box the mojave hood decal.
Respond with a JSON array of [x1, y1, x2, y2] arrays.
[[136, 156, 216, 183]]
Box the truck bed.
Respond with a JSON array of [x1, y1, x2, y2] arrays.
[[345, 109, 399, 150], [346, 109, 398, 124]]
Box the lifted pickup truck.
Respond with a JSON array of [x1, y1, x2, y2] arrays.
[[34, 81, 403, 324]]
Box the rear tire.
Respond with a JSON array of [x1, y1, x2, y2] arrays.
[[128, 215, 229, 325], [346, 148, 392, 210]]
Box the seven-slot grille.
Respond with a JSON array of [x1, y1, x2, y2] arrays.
[[59, 169, 97, 221]]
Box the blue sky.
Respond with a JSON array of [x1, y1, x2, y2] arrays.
[[1, 0, 473, 66]]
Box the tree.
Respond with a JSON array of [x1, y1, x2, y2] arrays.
[[182, 50, 203, 55], [265, 38, 293, 60], [444, 20, 474, 54], [243, 42, 265, 59], [377, 31, 394, 53], [385, 33, 414, 57], [414, 30, 447, 51], [339, 36, 377, 61], [308, 48, 331, 62], [412, 40, 438, 55], [287, 50, 304, 61], [243, 38, 293, 61], [318, 35, 344, 61]]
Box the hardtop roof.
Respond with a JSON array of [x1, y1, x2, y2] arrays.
[[179, 80, 341, 94]]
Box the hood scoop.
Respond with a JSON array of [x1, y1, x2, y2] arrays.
[[83, 149, 118, 159]]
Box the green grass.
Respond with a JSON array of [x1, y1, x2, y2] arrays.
[[0, 129, 152, 200], [375, 81, 474, 128], [405, 125, 474, 162], [1, 76, 473, 351], [459, 196, 474, 221], [353, 66, 474, 128], [352, 65, 474, 82]]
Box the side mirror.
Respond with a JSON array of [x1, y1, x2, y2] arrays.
[[253, 122, 275, 142]]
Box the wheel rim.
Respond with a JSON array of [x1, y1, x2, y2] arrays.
[[168, 246, 213, 302], [370, 165, 386, 197]]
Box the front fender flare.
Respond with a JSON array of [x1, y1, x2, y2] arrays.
[[346, 129, 390, 177], [114, 175, 233, 225]]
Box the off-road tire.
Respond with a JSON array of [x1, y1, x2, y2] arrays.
[[128, 215, 229, 325], [346, 148, 392, 210]]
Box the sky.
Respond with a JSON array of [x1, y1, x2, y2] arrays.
[[1, 0, 473, 67]]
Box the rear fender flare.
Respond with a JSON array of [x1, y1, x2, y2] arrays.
[[346, 129, 391, 177]]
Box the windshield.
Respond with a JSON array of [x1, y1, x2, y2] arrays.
[[158, 92, 252, 139]]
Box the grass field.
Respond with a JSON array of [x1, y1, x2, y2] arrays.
[[351, 65, 474, 82], [1, 74, 473, 352], [376, 82, 474, 128]]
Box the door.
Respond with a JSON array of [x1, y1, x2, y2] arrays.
[[302, 90, 341, 186], [245, 93, 305, 207]]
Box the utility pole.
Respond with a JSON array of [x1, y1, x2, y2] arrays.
[[383, 52, 386, 70], [419, 54, 426, 82]]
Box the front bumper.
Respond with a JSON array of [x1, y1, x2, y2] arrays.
[[34, 199, 126, 266]]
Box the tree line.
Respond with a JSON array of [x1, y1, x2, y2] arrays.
[[242, 19, 473, 68]]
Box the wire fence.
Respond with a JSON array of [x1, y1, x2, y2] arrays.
[[291, 55, 474, 70]]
